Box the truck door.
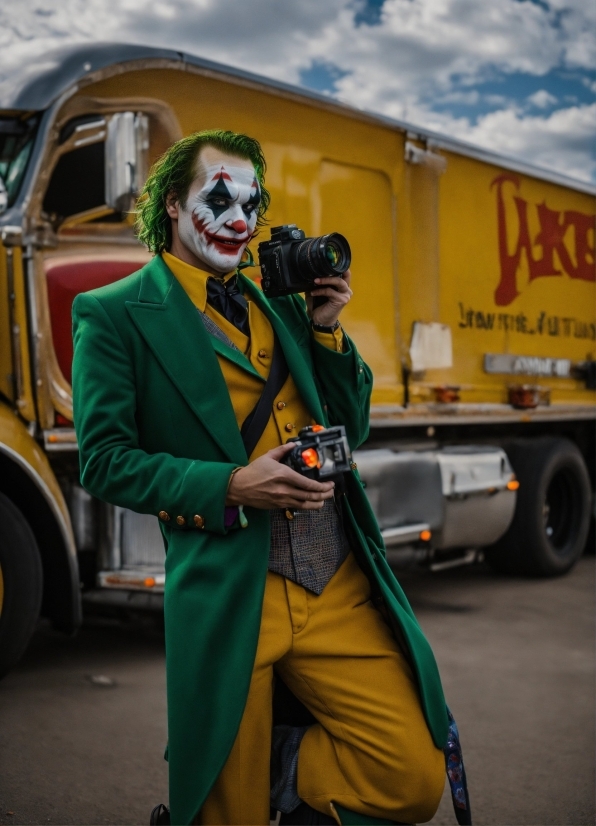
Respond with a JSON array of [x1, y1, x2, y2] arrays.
[[318, 160, 402, 406], [27, 106, 179, 432]]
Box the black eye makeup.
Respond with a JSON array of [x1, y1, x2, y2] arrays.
[[195, 165, 261, 226]]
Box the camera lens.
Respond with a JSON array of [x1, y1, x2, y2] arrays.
[[291, 232, 351, 281], [325, 241, 341, 267]]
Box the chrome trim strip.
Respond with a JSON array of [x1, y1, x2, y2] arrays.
[[369, 404, 596, 428], [5, 247, 24, 404], [429, 549, 478, 572], [110, 506, 123, 571], [43, 428, 78, 451], [82, 588, 164, 611], [97, 568, 165, 593], [382, 523, 430, 547], [23, 243, 41, 391], [484, 353, 572, 378]]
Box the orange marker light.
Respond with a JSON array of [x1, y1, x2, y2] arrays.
[[507, 479, 520, 491], [419, 530, 432, 542], [144, 577, 156, 588], [301, 448, 321, 469], [311, 424, 325, 432]]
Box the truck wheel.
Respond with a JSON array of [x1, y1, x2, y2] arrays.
[[485, 438, 591, 577], [0, 492, 43, 679], [584, 514, 595, 556]]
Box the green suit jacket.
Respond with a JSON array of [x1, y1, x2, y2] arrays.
[[72, 255, 448, 825]]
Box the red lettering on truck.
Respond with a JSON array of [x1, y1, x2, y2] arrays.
[[491, 173, 595, 306]]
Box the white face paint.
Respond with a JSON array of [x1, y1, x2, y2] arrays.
[[177, 161, 261, 274]]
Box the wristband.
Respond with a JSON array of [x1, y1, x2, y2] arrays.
[[224, 466, 245, 528], [226, 466, 244, 494], [311, 320, 340, 333]]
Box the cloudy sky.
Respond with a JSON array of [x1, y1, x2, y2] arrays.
[[1, 0, 595, 184]]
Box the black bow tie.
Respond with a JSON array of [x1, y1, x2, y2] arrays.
[[206, 275, 249, 336]]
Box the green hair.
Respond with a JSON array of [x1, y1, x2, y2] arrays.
[[135, 129, 270, 254]]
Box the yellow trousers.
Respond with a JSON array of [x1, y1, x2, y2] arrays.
[[199, 553, 444, 825]]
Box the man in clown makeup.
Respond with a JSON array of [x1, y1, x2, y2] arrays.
[[72, 130, 469, 826]]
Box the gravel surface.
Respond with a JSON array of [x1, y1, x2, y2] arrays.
[[0, 557, 593, 826]]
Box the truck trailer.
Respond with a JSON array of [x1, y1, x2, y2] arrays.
[[0, 43, 594, 677]]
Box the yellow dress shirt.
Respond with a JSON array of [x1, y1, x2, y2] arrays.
[[162, 252, 341, 460]]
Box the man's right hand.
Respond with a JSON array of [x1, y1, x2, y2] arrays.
[[225, 443, 335, 510]]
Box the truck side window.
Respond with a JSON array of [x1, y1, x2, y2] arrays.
[[0, 114, 39, 206], [43, 141, 122, 226]]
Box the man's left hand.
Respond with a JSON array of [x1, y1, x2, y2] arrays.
[[306, 269, 353, 327]]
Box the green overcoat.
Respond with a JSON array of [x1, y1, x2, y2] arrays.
[[72, 255, 449, 825]]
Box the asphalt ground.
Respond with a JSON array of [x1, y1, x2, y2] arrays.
[[0, 556, 593, 826]]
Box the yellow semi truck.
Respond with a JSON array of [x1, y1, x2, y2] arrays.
[[0, 43, 594, 676]]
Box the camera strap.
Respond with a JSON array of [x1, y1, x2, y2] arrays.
[[240, 332, 289, 458], [197, 309, 289, 458]]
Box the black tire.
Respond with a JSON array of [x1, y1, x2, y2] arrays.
[[584, 513, 595, 556], [485, 437, 591, 577], [0, 492, 43, 678]]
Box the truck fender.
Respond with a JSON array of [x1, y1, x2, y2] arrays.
[[0, 403, 81, 632]]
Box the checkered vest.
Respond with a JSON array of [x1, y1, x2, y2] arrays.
[[268, 499, 350, 595]]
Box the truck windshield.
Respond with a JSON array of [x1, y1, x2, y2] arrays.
[[0, 113, 39, 208]]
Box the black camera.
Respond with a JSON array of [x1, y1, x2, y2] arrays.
[[282, 425, 352, 481], [258, 225, 351, 298]]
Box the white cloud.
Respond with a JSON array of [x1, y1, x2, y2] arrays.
[[0, 0, 594, 183], [439, 91, 480, 105], [457, 102, 596, 182], [548, 0, 596, 69], [527, 89, 558, 108]]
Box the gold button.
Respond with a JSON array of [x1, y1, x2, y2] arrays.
[[158, 511, 170, 522], [176, 515, 186, 526], [193, 514, 205, 529], [350, 461, 358, 471], [276, 401, 286, 410], [258, 349, 267, 358], [285, 423, 294, 432], [285, 509, 295, 520]]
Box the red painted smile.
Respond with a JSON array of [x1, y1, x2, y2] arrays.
[[205, 231, 250, 254], [192, 214, 251, 255]]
